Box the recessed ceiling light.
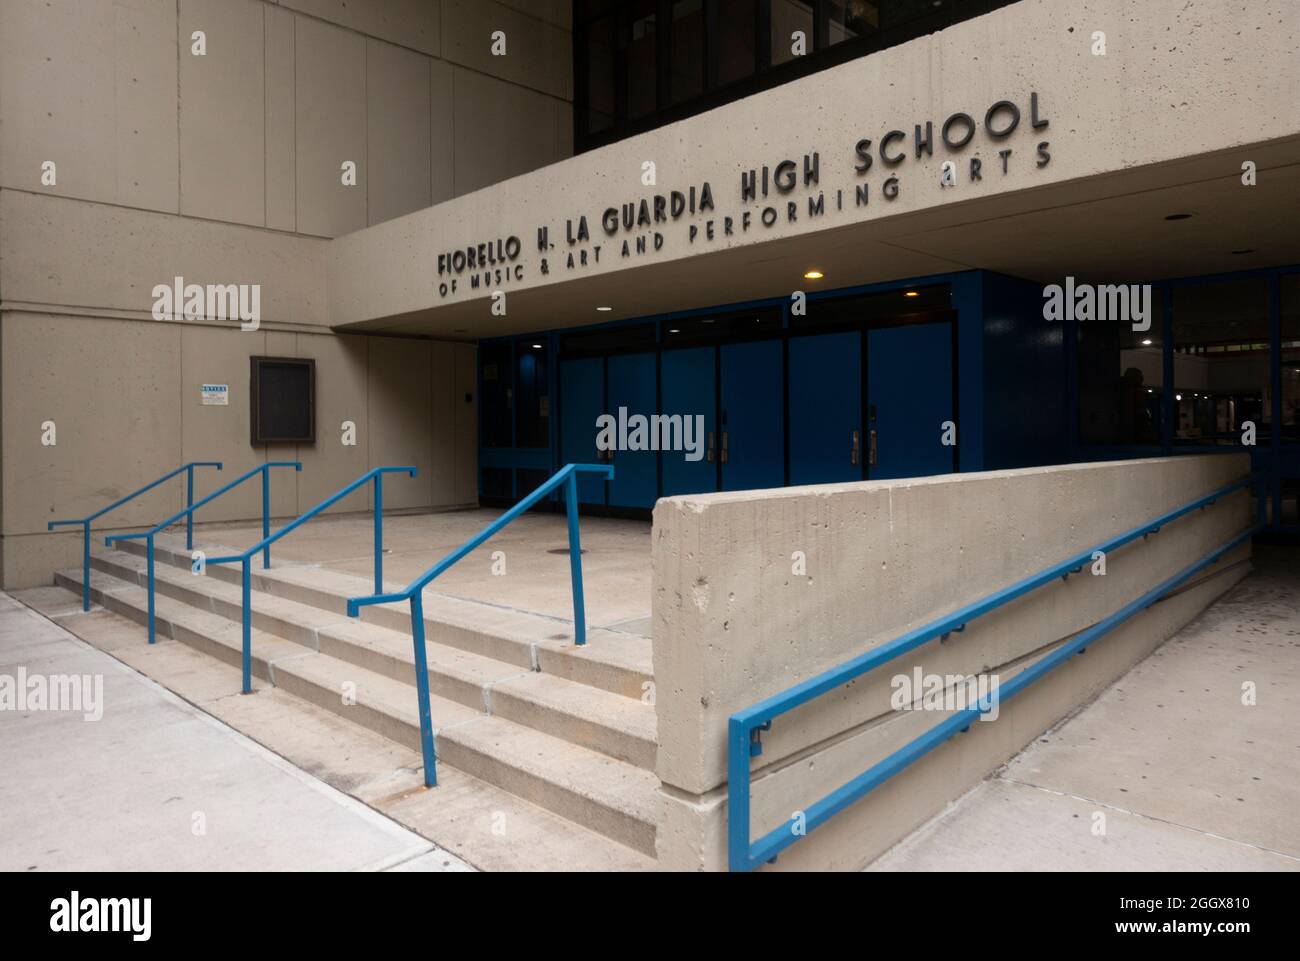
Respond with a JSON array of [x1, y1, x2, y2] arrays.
[[1231, 248, 1256, 255], [1164, 213, 1193, 221], [904, 291, 919, 297], [667, 328, 680, 334], [531, 343, 543, 349], [596, 306, 612, 312], [1142, 339, 1153, 346], [804, 270, 824, 280]]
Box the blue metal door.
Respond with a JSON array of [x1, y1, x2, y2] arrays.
[[789, 331, 862, 485], [867, 321, 955, 479], [661, 347, 718, 496], [606, 352, 659, 508], [721, 339, 785, 491], [559, 356, 606, 505]]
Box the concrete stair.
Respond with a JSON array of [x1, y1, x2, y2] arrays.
[[54, 539, 660, 859]]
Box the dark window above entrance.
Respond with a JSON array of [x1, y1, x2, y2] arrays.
[[574, 0, 1024, 153]]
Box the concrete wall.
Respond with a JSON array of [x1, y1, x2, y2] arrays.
[[0, 307, 477, 587], [0, 0, 562, 587], [0, 0, 573, 236], [651, 454, 1253, 870]]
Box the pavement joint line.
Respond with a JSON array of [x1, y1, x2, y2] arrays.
[[7, 591, 465, 871], [364, 843, 441, 873], [996, 774, 1300, 862]]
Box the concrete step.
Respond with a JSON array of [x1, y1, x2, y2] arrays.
[[85, 547, 657, 770], [20, 583, 654, 872], [116, 534, 654, 700], [56, 566, 659, 857]]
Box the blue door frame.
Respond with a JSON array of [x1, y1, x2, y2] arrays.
[[480, 264, 1296, 535]]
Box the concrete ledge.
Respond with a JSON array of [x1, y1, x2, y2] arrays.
[[650, 454, 1253, 870]]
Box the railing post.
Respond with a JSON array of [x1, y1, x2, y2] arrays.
[[565, 472, 587, 646], [261, 466, 271, 570], [409, 592, 437, 787], [728, 718, 754, 872], [81, 520, 91, 612], [146, 534, 157, 645], [374, 473, 384, 593], [241, 558, 252, 695], [185, 464, 195, 551]]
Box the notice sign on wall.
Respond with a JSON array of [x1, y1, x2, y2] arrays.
[[200, 384, 229, 406]]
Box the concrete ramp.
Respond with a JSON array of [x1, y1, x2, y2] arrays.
[[871, 547, 1300, 870]]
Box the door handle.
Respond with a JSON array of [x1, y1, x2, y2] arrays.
[[707, 431, 715, 463], [721, 431, 729, 464], [851, 430, 860, 465], [869, 429, 878, 466]]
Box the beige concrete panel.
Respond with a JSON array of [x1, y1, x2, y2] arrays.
[[294, 15, 367, 238], [325, 199, 438, 328], [1, 313, 182, 538], [453, 341, 477, 505], [652, 454, 1252, 797], [276, 0, 441, 59], [451, 68, 562, 196], [293, 331, 371, 515], [0, 0, 178, 212], [440, 0, 571, 101], [366, 38, 432, 226], [114, 0, 181, 213], [179, 325, 267, 522], [265, 3, 297, 232], [366, 337, 434, 510], [0, 191, 330, 325], [656, 553, 1249, 871], [0, 0, 115, 201], [178, 0, 265, 226], [430, 58, 455, 204], [429, 341, 457, 504], [1, 531, 92, 589]]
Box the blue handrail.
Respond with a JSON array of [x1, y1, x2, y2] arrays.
[[104, 462, 302, 644], [346, 463, 615, 788], [48, 461, 223, 613], [206, 466, 418, 694], [727, 472, 1265, 871]]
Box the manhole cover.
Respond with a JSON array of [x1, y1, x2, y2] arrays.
[[546, 547, 588, 555]]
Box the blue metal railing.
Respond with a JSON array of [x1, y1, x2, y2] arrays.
[[206, 466, 417, 695], [49, 461, 224, 613], [727, 473, 1264, 872], [105, 462, 302, 644], [346, 463, 615, 788]]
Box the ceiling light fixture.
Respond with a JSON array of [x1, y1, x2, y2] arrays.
[[596, 306, 612, 312], [904, 291, 919, 297], [1164, 213, 1193, 221], [804, 270, 824, 280]]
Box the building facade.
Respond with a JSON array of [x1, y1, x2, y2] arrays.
[[1, 0, 1298, 589]]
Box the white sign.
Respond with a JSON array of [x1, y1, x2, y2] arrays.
[[200, 384, 229, 406]]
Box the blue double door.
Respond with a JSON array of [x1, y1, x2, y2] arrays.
[[557, 319, 954, 509], [788, 321, 955, 483]]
